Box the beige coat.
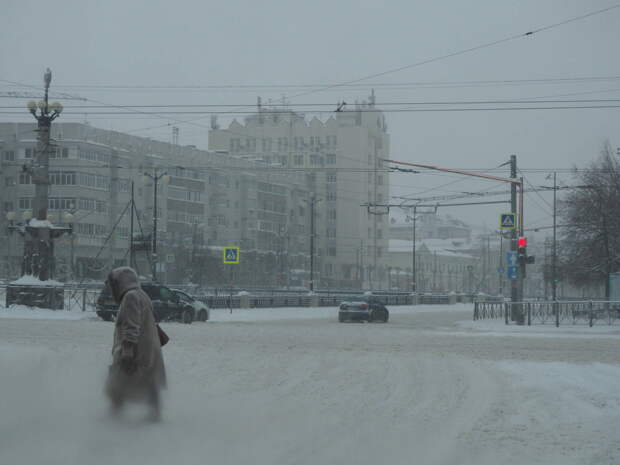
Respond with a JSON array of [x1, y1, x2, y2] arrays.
[[105, 267, 166, 403]]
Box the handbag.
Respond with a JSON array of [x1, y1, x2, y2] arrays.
[[156, 324, 169, 347]]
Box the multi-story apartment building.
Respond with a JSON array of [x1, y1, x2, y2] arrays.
[[208, 93, 390, 289], [0, 122, 310, 286]]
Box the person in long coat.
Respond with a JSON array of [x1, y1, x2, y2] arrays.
[[105, 267, 166, 421]]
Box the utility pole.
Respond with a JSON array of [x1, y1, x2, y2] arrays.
[[510, 155, 525, 324], [360, 239, 364, 290], [411, 207, 417, 293], [310, 195, 315, 291], [129, 181, 135, 269], [498, 232, 504, 296], [144, 169, 169, 281], [552, 172, 559, 327], [305, 194, 321, 292]]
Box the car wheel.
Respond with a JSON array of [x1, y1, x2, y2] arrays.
[[383, 313, 389, 323], [197, 309, 208, 322], [338, 313, 346, 323], [182, 308, 194, 324], [99, 312, 113, 322]]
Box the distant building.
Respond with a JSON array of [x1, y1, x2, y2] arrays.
[[209, 93, 390, 289], [387, 214, 507, 294], [389, 214, 471, 241], [0, 122, 309, 286]]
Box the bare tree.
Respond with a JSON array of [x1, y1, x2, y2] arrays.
[[560, 142, 620, 298]]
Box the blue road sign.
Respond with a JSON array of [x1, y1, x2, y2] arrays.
[[506, 251, 518, 267], [507, 265, 518, 280], [500, 213, 517, 230], [497, 266, 505, 274], [223, 246, 240, 264]]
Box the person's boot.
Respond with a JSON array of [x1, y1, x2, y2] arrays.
[[109, 397, 124, 418], [146, 388, 161, 423]]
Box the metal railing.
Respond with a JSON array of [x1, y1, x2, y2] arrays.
[[473, 300, 620, 326], [2, 282, 475, 313]]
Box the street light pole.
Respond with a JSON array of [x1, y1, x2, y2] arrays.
[[303, 194, 321, 292], [144, 169, 169, 281], [62, 210, 75, 281], [412, 208, 417, 293], [310, 194, 316, 292], [405, 207, 418, 293], [23, 68, 64, 280]]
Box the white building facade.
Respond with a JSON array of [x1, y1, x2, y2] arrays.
[[209, 94, 390, 289]]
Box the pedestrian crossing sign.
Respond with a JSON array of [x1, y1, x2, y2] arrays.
[[500, 213, 517, 230], [223, 246, 240, 264]]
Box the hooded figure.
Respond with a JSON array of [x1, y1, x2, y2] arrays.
[[105, 267, 166, 420]]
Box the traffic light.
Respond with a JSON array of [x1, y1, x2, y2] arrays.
[[517, 236, 527, 265]]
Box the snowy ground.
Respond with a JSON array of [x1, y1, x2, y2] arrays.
[[1, 303, 619, 465]]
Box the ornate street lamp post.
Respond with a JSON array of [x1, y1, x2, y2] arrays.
[[5, 69, 72, 309], [22, 68, 66, 280]]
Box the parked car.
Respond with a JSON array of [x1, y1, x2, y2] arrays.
[[171, 289, 209, 322], [338, 296, 389, 323], [96, 282, 195, 324]]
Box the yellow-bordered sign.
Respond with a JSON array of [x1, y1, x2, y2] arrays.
[[223, 246, 240, 264], [499, 213, 517, 230]]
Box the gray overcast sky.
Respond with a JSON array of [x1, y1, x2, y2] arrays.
[[2, 0, 619, 234]]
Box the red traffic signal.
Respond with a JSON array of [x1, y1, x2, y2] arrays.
[[517, 237, 527, 248]]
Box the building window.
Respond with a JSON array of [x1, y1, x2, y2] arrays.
[[50, 171, 77, 186], [78, 150, 109, 163], [5, 177, 15, 187], [294, 155, 304, 166], [19, 173, 32, 184], [328, 247, 337, 256], [50, 147, 69, 159], [326, 172, 337, 183], [24, 148, 34, 159], [49, 197, 77, 211], [326, 153, 336, 165], [261, 138, 272, 152], [378, 175, 383, 186], [326, 191, 337, 201], [230, 138, 240, 153], [3, 201, 14, 212], [2, 150, 15, 161], [293, 137, 304, 149], [246, 138, 256, 152], [19, 197, 32, 210]]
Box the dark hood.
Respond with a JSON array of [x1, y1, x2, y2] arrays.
[[107, 267, 140, 304]]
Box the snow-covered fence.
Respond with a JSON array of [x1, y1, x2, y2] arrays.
[[63, 287, 100, 313], [473, 300, 620, 326]]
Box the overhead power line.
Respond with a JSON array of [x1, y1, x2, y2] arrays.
[[11, 74, 620, 91], [4, 98, 620, 110], [285, 4, 620, 100], [2, 104, 619, 116]]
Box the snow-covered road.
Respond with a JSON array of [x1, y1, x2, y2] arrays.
[[1, 304, 619, 465]]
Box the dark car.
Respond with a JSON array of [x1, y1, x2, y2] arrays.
[[338, 296, 389, 323], [96, 282, 195, 324]]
